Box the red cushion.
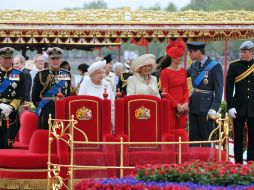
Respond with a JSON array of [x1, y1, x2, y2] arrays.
[[62, 96, 103, 149], [29, 130, 57, 154], [0, 149, 58, 169], [124, 95, 161, 150], [19, 112, 38, 145]]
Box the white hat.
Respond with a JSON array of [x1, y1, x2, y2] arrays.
[[130, 54, 156, 73], [240, 41, 254, 50], [87, 60, 106, 75]]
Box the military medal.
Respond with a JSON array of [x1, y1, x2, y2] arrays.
[[203, 71, 209, 85]]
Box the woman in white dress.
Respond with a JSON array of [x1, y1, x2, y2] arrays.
[[127, 54, 160, 98], [78, 60, 115, 132]]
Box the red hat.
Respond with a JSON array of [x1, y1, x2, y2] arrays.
[[166, 39, 186, 58]]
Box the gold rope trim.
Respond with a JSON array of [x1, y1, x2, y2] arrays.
[[235, 63, 254, 83], [0, 179, 47, 190]]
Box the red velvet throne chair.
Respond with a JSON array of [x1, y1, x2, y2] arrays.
[[55, 95, 116, 178], [115, 95, 178, 174]]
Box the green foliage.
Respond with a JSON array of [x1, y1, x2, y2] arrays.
[[181, 0, 254, 11], [165, 3, 177, 12], [82, 0, 107, 9]]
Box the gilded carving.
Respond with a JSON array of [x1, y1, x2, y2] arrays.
[[0, 9, 254, 42], [0, 9, 254, 24]]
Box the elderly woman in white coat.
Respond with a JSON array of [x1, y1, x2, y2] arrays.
[[78, 60, 115, 132], [127, 54, 160, 98]]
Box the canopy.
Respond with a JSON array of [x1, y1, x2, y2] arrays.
[[0, 8, 254, 47]]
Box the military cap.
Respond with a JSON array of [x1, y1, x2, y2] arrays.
[[104, 54, 112, 64], [186, 42, 206, 50], [0, 47, 15, 57], [46, 47, 64, 58], [240, 41, 254, 50]]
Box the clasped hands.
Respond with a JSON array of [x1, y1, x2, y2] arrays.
[[176, 102, 189, 116]]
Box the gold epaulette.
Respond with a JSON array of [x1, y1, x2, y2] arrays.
[[10, 99, 21, 110], [120, 73, 128, 88]]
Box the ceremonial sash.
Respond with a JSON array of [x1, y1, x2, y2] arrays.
[[235, 63, 254, 83], [193, 60, 218, 88], [36, 71, 69, 116], [0, 70, 20, 93]]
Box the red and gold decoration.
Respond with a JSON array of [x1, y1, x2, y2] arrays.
[[135, 106, 151, 120], [76, 107, 92, 121], [1, 9, 254, 46]]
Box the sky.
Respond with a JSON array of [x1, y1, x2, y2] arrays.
[[0, 0, 191, 10]]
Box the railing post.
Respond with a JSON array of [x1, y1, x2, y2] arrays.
[[69, 115, 75, 189], [225, 113, 229, 161], [218, 114, 222, 161], [120, 137, 124, 178], [178, 137, 182, 164]]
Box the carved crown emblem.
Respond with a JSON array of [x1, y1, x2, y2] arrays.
[[76, 107, 92, 120], [135, 106, 151, 120]]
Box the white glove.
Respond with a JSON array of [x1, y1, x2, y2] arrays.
[[208, 109, 217, 119], [229, 108, 237, 118], [0, 103, 12, 113], [0, 103, 13, 117]]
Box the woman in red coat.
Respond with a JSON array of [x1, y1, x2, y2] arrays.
[[160, 39, 189, 130]]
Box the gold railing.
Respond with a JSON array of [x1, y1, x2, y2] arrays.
[[47, 114, 229, 190]]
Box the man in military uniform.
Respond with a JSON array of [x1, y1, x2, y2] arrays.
[[117, 60, 132, 96], [226, 41, 254, 163], [32, 47, 71, 130], [187, 42, 223, 147], [0, 47, 25, 148]]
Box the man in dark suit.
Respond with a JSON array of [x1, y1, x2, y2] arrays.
[[0, 47, 25, 148], [32, 47, 71, 129], [117, 60, 132, 96], [226, 40, 254, 163], [13, 55, 32, 102], [187, 42, 223, 147]]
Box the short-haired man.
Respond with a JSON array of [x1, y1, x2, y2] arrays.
[[13, 54, 32, 101], [0, 47, 25, 148], [226, 41, 254, 163], [187, 42, 223, 147], [29, 54, 45, 97], [32, 47, 71, 129]]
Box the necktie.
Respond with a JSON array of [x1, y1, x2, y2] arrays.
[[198, 62, 202, 70]]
